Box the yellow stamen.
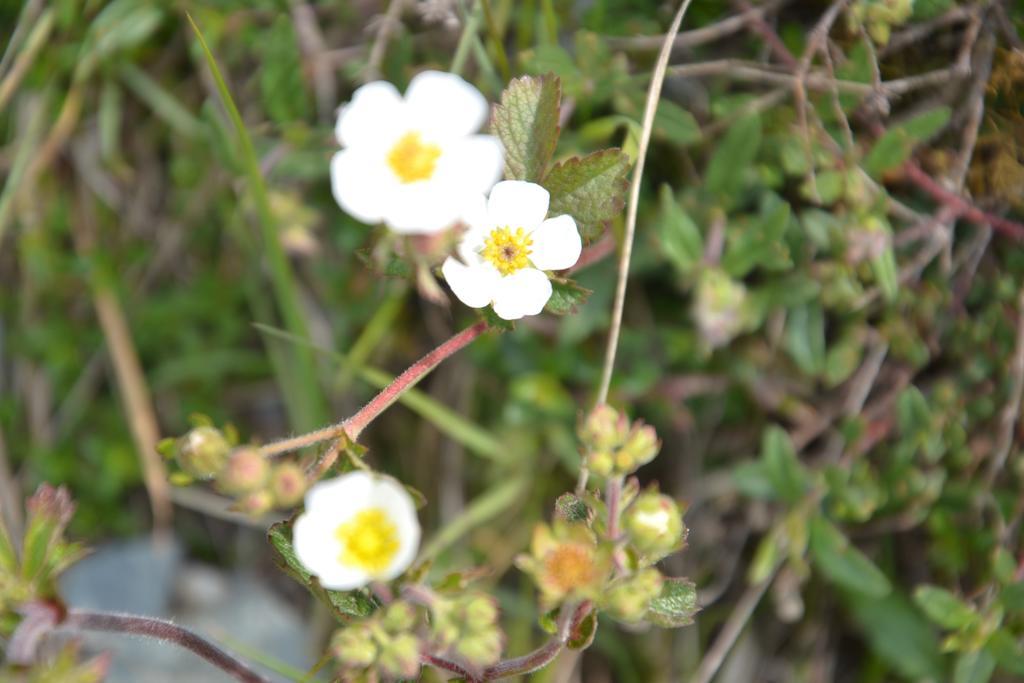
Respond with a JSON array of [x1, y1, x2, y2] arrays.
[[387, 131, 442, 183], [482, 226, 533, 276], [335, 508, 400, 573]]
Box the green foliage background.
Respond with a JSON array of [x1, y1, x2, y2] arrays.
[[3, 0, 1024, 680]]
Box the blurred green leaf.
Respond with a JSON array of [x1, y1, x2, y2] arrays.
[[658, 185, 703, 276], [705, 115, 761, 201], [954, 649, 996, 683], [913, 585, 978, 630], [986, 630, 1024, 675], [810, 514, 891, 597], [762, 425, 809, 504], [847, 591, 944, 679], [492, 74, 562, 182], [863, 107, 951, 179], [785, 303, 826, 376]]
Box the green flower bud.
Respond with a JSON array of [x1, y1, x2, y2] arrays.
[[624, 491, 686, 561], [580, 404, 629, 452], [175, 427, 230, 480], [587, 449, 615, 477], [331, 626, 377, 668], [621, 423, 660, 470], [605, 568, 663, 623], [235, 490, 274, 517], [216, 447, 269, 496], [269, 462, 306, 508], [457, 630, 503, 667], [381, 601, 417, 632], [695, 268, 749, 349], [463, 594, 498, 628], [377, 632, 421, 680]]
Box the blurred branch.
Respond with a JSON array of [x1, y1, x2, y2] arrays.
[[365, 0, 406, 82], [0, 8, 54, 114], [65, 610, 271, 683], [71, 185, 173, 534], [606, 0, 788, 52]]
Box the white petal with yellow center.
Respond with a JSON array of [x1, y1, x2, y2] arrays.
[[442, 181, 582, 320], [293, 472, 420, 590], [329, 71, 503, 235]]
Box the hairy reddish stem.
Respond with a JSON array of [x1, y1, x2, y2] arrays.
[[65, 610, 271, 683], [259, 321, 490, 460]]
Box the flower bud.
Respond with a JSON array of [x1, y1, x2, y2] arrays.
[[695, 268, 749, 349], [269, 462, 306, 508], [458, 631, 503, 668], [175, 426, 230, 480], [216, 447, 269, 496], [624, 491, 686, 561], [587, 449, 615, 478], [377, 632, 421, 679], [621, 423, 660, 470], [331, 626, 377, 668], [235, 490, 274, 517], [580, 405, 629, 452], [605, 568, 663, 623], [381, 601, 417, 632]]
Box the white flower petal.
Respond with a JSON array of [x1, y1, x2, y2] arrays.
[[335, 81, 405, 148], [382, 181, 464, 234], [492, 268, 552, 320], [305, 470, 375, 512], [435, 135, 504, 195], [293, 508, 366, 590], [405, 71, 489, 139], [487, 181, 549, 231], [442, 257, 500, 308], [330, 148, 397, 225], [529, 215, 582, 271]]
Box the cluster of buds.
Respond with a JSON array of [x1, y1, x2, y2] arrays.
[[162, 424, 306, 516], [623, 489, 688, 563], [847, 0, 914, 45], [430, 591, 504, 668], [579, 405, 660, 478], [331, 601, 422, 680]]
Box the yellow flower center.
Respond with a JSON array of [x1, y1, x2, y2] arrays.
[[335, 508, 400, 574], [543, 543, 596, 593], [482, 226, 533, 276], [387, 131, 442, 183]]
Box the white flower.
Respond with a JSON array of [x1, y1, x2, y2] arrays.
[[441, 181, 582, 320], [293, 472, 421, 590], [330, 71, 504, 235]]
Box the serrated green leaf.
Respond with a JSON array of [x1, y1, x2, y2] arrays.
[[646, 577, 698, 628], [809, 514, 891, 597], [268, 521, 376, 619], [913, 585, 978, 629], [545, 279, 592, 315], [705, 115, 761, 200], [554, 493, 590, 523], [762, 425, 809, 504], [492, 74, 561, 182], [658, 185, 703, 276], [543, 149, 630, 241]]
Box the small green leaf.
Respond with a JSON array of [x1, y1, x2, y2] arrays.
[[646, 577, 698, 628], [871, 246, 899, 303], [554, 493, 590, 523], [658, 185, 703, 276], [732, 459, 776, 500], [809, 514, 891, 598], [544, 149, 630, 241], [913, 585, 978, 630], [654, 101, 701, 147], [846, 591, 944, 679], [545, 279, 592, 315], [762, 426, 809, 504], [954, 649, 996, 683], [863, 107, 951, 178], [986, 629, 1024, 675], [998, 581, 1024, 612], [567, 610, 598, 649], [492, 74, 562, 182], [784, 303, 826, 377], [705, 115, 761, 200], [268, 521, 376, 619]]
